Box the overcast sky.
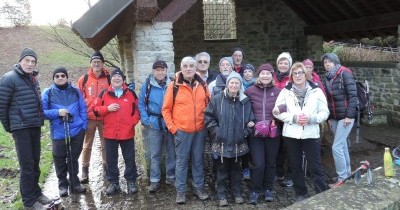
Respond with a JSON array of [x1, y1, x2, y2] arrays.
[[30, 0, 99, 25]]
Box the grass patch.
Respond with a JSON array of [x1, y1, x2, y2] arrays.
[[0, 123, 53, 209]]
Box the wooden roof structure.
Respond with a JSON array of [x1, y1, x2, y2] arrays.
[[72, 0, 400, 50]]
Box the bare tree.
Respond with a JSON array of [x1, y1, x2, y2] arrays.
[[0, 0, 31, 27]]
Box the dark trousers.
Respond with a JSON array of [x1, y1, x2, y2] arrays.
[[249, 136, 280, 192], [52, 129, 85, 190], [105, 138, 137, 184], [216, 156, 242, 200], [285, 137, 328, 196], [276, 137, 291, 178], [12, 127, 42, 207]]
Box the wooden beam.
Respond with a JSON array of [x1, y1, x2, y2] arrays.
[[359, 0, 378, 15], [153, 0, 197, 23], [303, 0, 331, 22], [304, 11, 400, 36], [281, 0, 317, 24], [326, 0, 353, 19], [343, 0, 364, 17]]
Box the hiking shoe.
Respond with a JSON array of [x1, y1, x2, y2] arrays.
[[106, 183, 121, 195], [243, 168, 251, 180], [73, 184, 87, 193], [176, 192, 186, 204], [282, 179, 293, 187], [264, 190, 274, 202], [36, 194, 52, 205], [193, 188, 209, 200], [235, 196, 244, 204], [59, 186, 68, 197], [81, 166, 89, 184], [127, 181, 138, 194], [249, 191, 259, 204], [148, 182, 159, 193], [219, 198, 228, 207], [165, 178, 175, 185]]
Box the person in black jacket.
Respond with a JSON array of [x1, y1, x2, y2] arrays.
[[204, 72, 255, 207], [322, 53, 357, 188], [0, 48, 52, 209]]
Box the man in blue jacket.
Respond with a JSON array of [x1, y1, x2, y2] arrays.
[[0, 48, 52, 209], [138, 60, 175, 193], [42, 67, 88, 197]]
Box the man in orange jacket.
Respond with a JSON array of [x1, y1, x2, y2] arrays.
[[77, 51, 110, 183], [162, 56, 210, 204]]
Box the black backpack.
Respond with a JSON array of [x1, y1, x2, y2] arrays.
[[339, 70, 370, 112]]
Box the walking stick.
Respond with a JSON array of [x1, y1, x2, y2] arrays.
[[63, 114, 77, 203]]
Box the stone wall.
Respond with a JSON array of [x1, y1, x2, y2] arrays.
[[172, 0, 310, 71], [315, 62, 400, 126], [131, 22, 175, 87]]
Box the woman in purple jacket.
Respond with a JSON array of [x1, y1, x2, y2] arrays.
[[244, 63, 281, 204]]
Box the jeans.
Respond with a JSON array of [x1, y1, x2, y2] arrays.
[[52, 130, 85, 189], [147, 128, 175, 182], [105, 138, 137, 184], [285, 137, 328, 196], [81, 120, 106, 167], [216, 156, 242, 199], [249, 136, 280, 192], [12, 127, 42, 207], [330, 119, 354, 180], [174, 129, 206, 193]]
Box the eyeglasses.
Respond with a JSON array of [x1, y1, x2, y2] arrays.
[[55, 74, 66, 79], [292, 71, 305, 77], [197, 60, 208, 64]]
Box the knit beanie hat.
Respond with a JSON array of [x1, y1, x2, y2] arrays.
[[303, 59, 314, 66], [53, 67, 68, 79], [226, 71, 243, 86], [219, 57, 234, 68], [111, 68, 124, 78], [19, 48, 37, 62], [321, 53, 340, 65], [257, 63, 274, 76], [276, 52, 292, 67], [243, 64, 255, 72], [90, 51, 104, 63], [231, 47, 244, 58]]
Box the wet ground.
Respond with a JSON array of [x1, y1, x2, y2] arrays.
[[42, 124, 399, 209]]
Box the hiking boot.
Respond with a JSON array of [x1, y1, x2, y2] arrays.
[[218, 198, 228, 207], [242, 168, 251, 180], [148, 182, 159, 193], [127, 181, 138, 194], [176, 192, 186, 204], [281, 179, 293, 187], [59, 186, 68, 197], [106, 183, 121, 195], [36, 194, 52, 205], [264, 190, 274, 202], [235, 196, 244, 204], [249, 191, 259, 204], [165, 178, 175, 185], [81, 166, 89, 184], [193, 188, 209, 200], [73, 184, 87, 193]]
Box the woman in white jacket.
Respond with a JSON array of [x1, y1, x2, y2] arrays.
[[273, 62, 329, 202]]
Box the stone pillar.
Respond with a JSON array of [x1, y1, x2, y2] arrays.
[[398, 25, 400, 61], [132, 22, 174, 87]]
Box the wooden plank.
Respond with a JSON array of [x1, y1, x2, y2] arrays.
[[153, 0, 197, 23], [304, 11, 400, 35], [343, 0, 364, 17], [325, 0, 353, 19], [281, 0, 317, 24]]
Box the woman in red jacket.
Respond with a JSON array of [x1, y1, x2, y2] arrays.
[[93, 68, 140, 196]]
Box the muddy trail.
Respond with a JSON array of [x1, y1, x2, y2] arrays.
[[42, 125, 392, 209]]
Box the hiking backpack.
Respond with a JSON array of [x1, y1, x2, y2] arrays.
[[339, 69, 370, 112]]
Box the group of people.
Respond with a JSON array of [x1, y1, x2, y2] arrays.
[[0, 46, 358, 209]]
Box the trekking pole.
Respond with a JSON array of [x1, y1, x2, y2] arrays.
[[63, 114, 77, 203], [365, 80, 373, 125]]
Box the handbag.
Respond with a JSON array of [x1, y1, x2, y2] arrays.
[[269, 120, 279, 138], [254, 120, 271, 137]]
